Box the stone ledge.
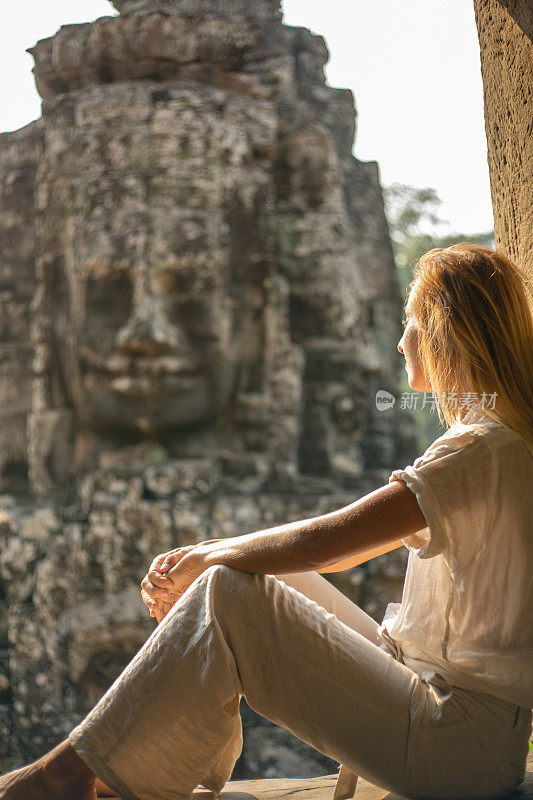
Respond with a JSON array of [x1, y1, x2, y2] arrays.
[[188, 751, 533, 800]]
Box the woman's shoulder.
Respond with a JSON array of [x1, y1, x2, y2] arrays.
[[419, 406, 529, 466], [456, 407, 532, 456]]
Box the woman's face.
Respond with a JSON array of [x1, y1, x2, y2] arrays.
[[397, 295, 433, 393]]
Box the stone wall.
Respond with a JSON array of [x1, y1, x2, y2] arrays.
[[473, 0, 533, 286], [0, 123, 41, 495]]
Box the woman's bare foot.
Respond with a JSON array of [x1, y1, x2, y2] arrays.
[[0, 739, 96, 800], [95, 777, 117, 796]]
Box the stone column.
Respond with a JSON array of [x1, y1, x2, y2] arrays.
[[473, 0, 533, 286]]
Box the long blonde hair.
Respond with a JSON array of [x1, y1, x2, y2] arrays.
[[407, 242, 533, 442]]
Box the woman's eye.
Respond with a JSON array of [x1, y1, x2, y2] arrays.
[[401, 319, 407, 327]]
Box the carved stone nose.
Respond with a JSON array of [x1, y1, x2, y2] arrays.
[[115, 312, 181, 357]]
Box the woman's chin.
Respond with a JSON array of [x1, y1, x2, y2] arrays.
[[407, 377, 427, 393], [404, 365, 431, 393]]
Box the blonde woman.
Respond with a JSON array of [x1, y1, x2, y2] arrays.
[[1, 243, 532, 800]]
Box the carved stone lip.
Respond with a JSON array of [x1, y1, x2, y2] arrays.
[[110, 373, 199, 394], [109, 363, 201, 378], [107, 355, 199, 375], [81, 352, 201, 377]]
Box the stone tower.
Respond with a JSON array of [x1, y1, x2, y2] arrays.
[[0, 0, 413, 772]]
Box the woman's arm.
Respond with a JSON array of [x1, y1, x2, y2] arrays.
[[198, 480, 422, 574], [315, 539, 404, 573], [149, 480, 426, 600]]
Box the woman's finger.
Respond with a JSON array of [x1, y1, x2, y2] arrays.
[[159, 546, 197, 573], [140, 554, 173, 596], [143, 594, 174, 621], [140, 576, 172, 602], [142, 547, 208, 607], [140, 588, 159, 609], [159, 554, 180, 572], [140, 575, 156, 595], [159, 550, 188, 573], [146, 568, 173, 590], [154, 599, 178, 624], [149, 553, 167, 571], [163, 554, 204, 597]]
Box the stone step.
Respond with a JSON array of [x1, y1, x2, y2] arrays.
[[188, 751, 533, 800], [92, 751, 533, 799]]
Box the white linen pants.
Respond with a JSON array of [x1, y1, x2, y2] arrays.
[[69, 565, 532, 800]]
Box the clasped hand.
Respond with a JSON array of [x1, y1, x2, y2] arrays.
[[140, 539, 222, 624]]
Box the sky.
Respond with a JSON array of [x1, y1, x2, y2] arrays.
[[0, 0, 494, 235]]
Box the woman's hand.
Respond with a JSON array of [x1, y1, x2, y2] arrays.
[[140, 563, 176, 621], [142, 595, 176, 624], [140, 540, 222, 620], [140, 548, 201, 623]]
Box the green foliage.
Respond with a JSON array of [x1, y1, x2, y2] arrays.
[[383, 183, 495, 452], [384, 182, 495, 300]]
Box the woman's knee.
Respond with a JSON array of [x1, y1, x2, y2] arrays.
[[201, 563, 259, 600], [202, 563, 252, 583], [199, 563, 264, 625]]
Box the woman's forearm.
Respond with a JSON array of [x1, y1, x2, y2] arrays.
[[196, 500, 396, 575], [197, 516, 327, 575], [146, 482, 420, 606], [198, 529, 402, 576], [196, 483, 413, 576], [316, 540, 404, 573]]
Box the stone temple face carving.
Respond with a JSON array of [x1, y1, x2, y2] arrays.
[[0, 0, 416, 773], [42, 102, 264, 433], [32, 85, 287, 491]]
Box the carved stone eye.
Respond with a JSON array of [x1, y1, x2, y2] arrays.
[[82, 271, 134, 353], [85, 271, 133, 324], [151, 268, 216, 300], [172, 299, 222, 345]]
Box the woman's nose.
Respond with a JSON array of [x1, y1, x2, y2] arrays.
[[397, 338, 404, 354]]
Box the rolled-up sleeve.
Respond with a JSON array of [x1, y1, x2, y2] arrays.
[[389, 430, 493, 563]]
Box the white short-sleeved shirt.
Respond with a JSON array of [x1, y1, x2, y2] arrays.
[[376, 405, 533, 709]]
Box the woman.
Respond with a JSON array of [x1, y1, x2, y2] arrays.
[[1, 243, 532, 800]]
